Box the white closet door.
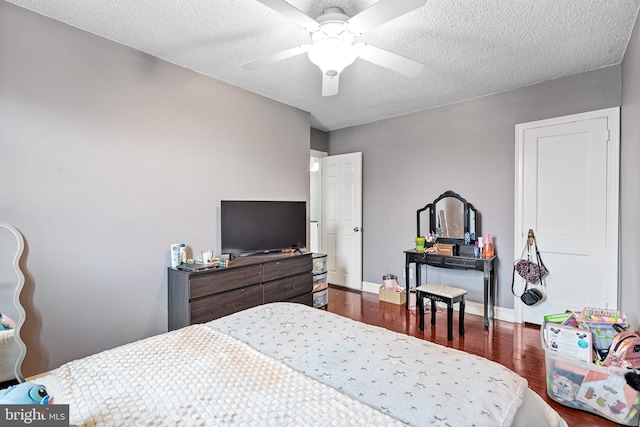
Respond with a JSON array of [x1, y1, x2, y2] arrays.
[[515, 108, 619, 324]]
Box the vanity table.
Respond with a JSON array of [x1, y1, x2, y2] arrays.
[[406, 191, 496, 328], [404, 250, 495, 328]]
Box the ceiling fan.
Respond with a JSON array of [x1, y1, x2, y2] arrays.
[[242, 0, 427, 96]]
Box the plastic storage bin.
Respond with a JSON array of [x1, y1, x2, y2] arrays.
[[542, 325, 640, 425], [313, 288, 328, 308], [313, 272, 328, 292], [312, 253, 327, 274]]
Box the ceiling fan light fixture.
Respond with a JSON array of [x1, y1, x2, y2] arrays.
[[320, 21, 345, 38], [308, 38, 357, 76]]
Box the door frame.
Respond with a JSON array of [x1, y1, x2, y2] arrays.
[[513, 107, 620, 323], [310, 149, 327, 253]]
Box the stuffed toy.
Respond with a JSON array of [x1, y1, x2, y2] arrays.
[[0, 313, 16, 330], [0, 382, 52, 404]]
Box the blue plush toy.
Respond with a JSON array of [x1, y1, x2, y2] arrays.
[[0, 382, 52, 404]]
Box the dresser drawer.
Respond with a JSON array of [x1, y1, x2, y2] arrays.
[[262, 255, 311, 282], [190, 284, 263, 324], [263, 272, 312, 303], [287, 291, 313, 307], [190, 265, 262, 300]]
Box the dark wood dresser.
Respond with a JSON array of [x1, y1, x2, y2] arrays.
[[168, 253, 312, 330]]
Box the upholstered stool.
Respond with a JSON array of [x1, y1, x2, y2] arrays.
[[416, 283, 467, 341]]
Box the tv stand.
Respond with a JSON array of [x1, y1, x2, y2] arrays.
[[168, 252, 313, 330]]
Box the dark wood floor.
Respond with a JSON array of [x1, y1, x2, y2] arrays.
[[325, 285, 619, 427]]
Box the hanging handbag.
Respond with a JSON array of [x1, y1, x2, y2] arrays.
[[514, 233, 548, 283], [512, 230, 548, 306], [514, 259, 548, 284], [519, 286, 544, 306]]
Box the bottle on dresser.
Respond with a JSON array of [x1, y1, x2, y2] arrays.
[[179, 243, 187, 265], [483, 233, 494, 258]]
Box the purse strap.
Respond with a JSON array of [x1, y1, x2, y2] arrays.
[[532, 236, 548, 274], [511, 263, 527, 297]]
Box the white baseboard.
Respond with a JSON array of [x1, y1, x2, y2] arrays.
[[361, 281, 515, 323]]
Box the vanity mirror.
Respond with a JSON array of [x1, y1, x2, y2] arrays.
[[417, 190, 479, 245], [0, 223, 26, 385]]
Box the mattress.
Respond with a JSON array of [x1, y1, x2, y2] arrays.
[[39, 303, 567, 426]]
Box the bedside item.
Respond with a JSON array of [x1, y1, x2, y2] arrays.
[[201, 250, 214, 264], [432, 243, 455, 256], [170, 243, 181, 268], [176, 263, 217, 272], [483, 233, 494, 258], [179, 243, 187, 265]]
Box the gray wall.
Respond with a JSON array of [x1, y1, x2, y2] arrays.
[[0, 2, 310, 375], [621, 12, 640, 328], [328, 66, 621, 311], [310, 128, 328, 152]]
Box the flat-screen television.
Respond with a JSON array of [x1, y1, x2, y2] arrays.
[[221, 200, 306, 256]]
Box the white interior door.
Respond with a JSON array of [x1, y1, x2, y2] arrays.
[[322, 152, 363, 289], [515, 108, 619, 324]]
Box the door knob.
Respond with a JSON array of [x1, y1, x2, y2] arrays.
[[354, 227, 362, 232]]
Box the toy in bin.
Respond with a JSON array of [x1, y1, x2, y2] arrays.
[[577, 307, 629, 361], [577, 307, 628, 325]]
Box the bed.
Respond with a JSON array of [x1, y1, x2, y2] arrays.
[[35, 303, 567, 426], [0, 328, 20, 383]]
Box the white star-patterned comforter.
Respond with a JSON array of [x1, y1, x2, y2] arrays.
[[209, 303, 568, 427]]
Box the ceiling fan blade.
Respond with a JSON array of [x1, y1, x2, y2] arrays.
[[358, 44, 424, 77], [347, 0, 427, 35], [322, 73, 339, 97], [242, 46, 307, 70], [256, 0, 320, 32]]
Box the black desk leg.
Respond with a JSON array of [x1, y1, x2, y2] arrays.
[[404, 255, 410, 310], [483, 266, 490, 328], [417, 290, 424, 329]]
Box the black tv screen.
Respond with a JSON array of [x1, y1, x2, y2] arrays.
[[221, 200, 307, 255]]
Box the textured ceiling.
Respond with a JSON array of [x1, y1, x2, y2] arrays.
[[6, 0, 640, 131]]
